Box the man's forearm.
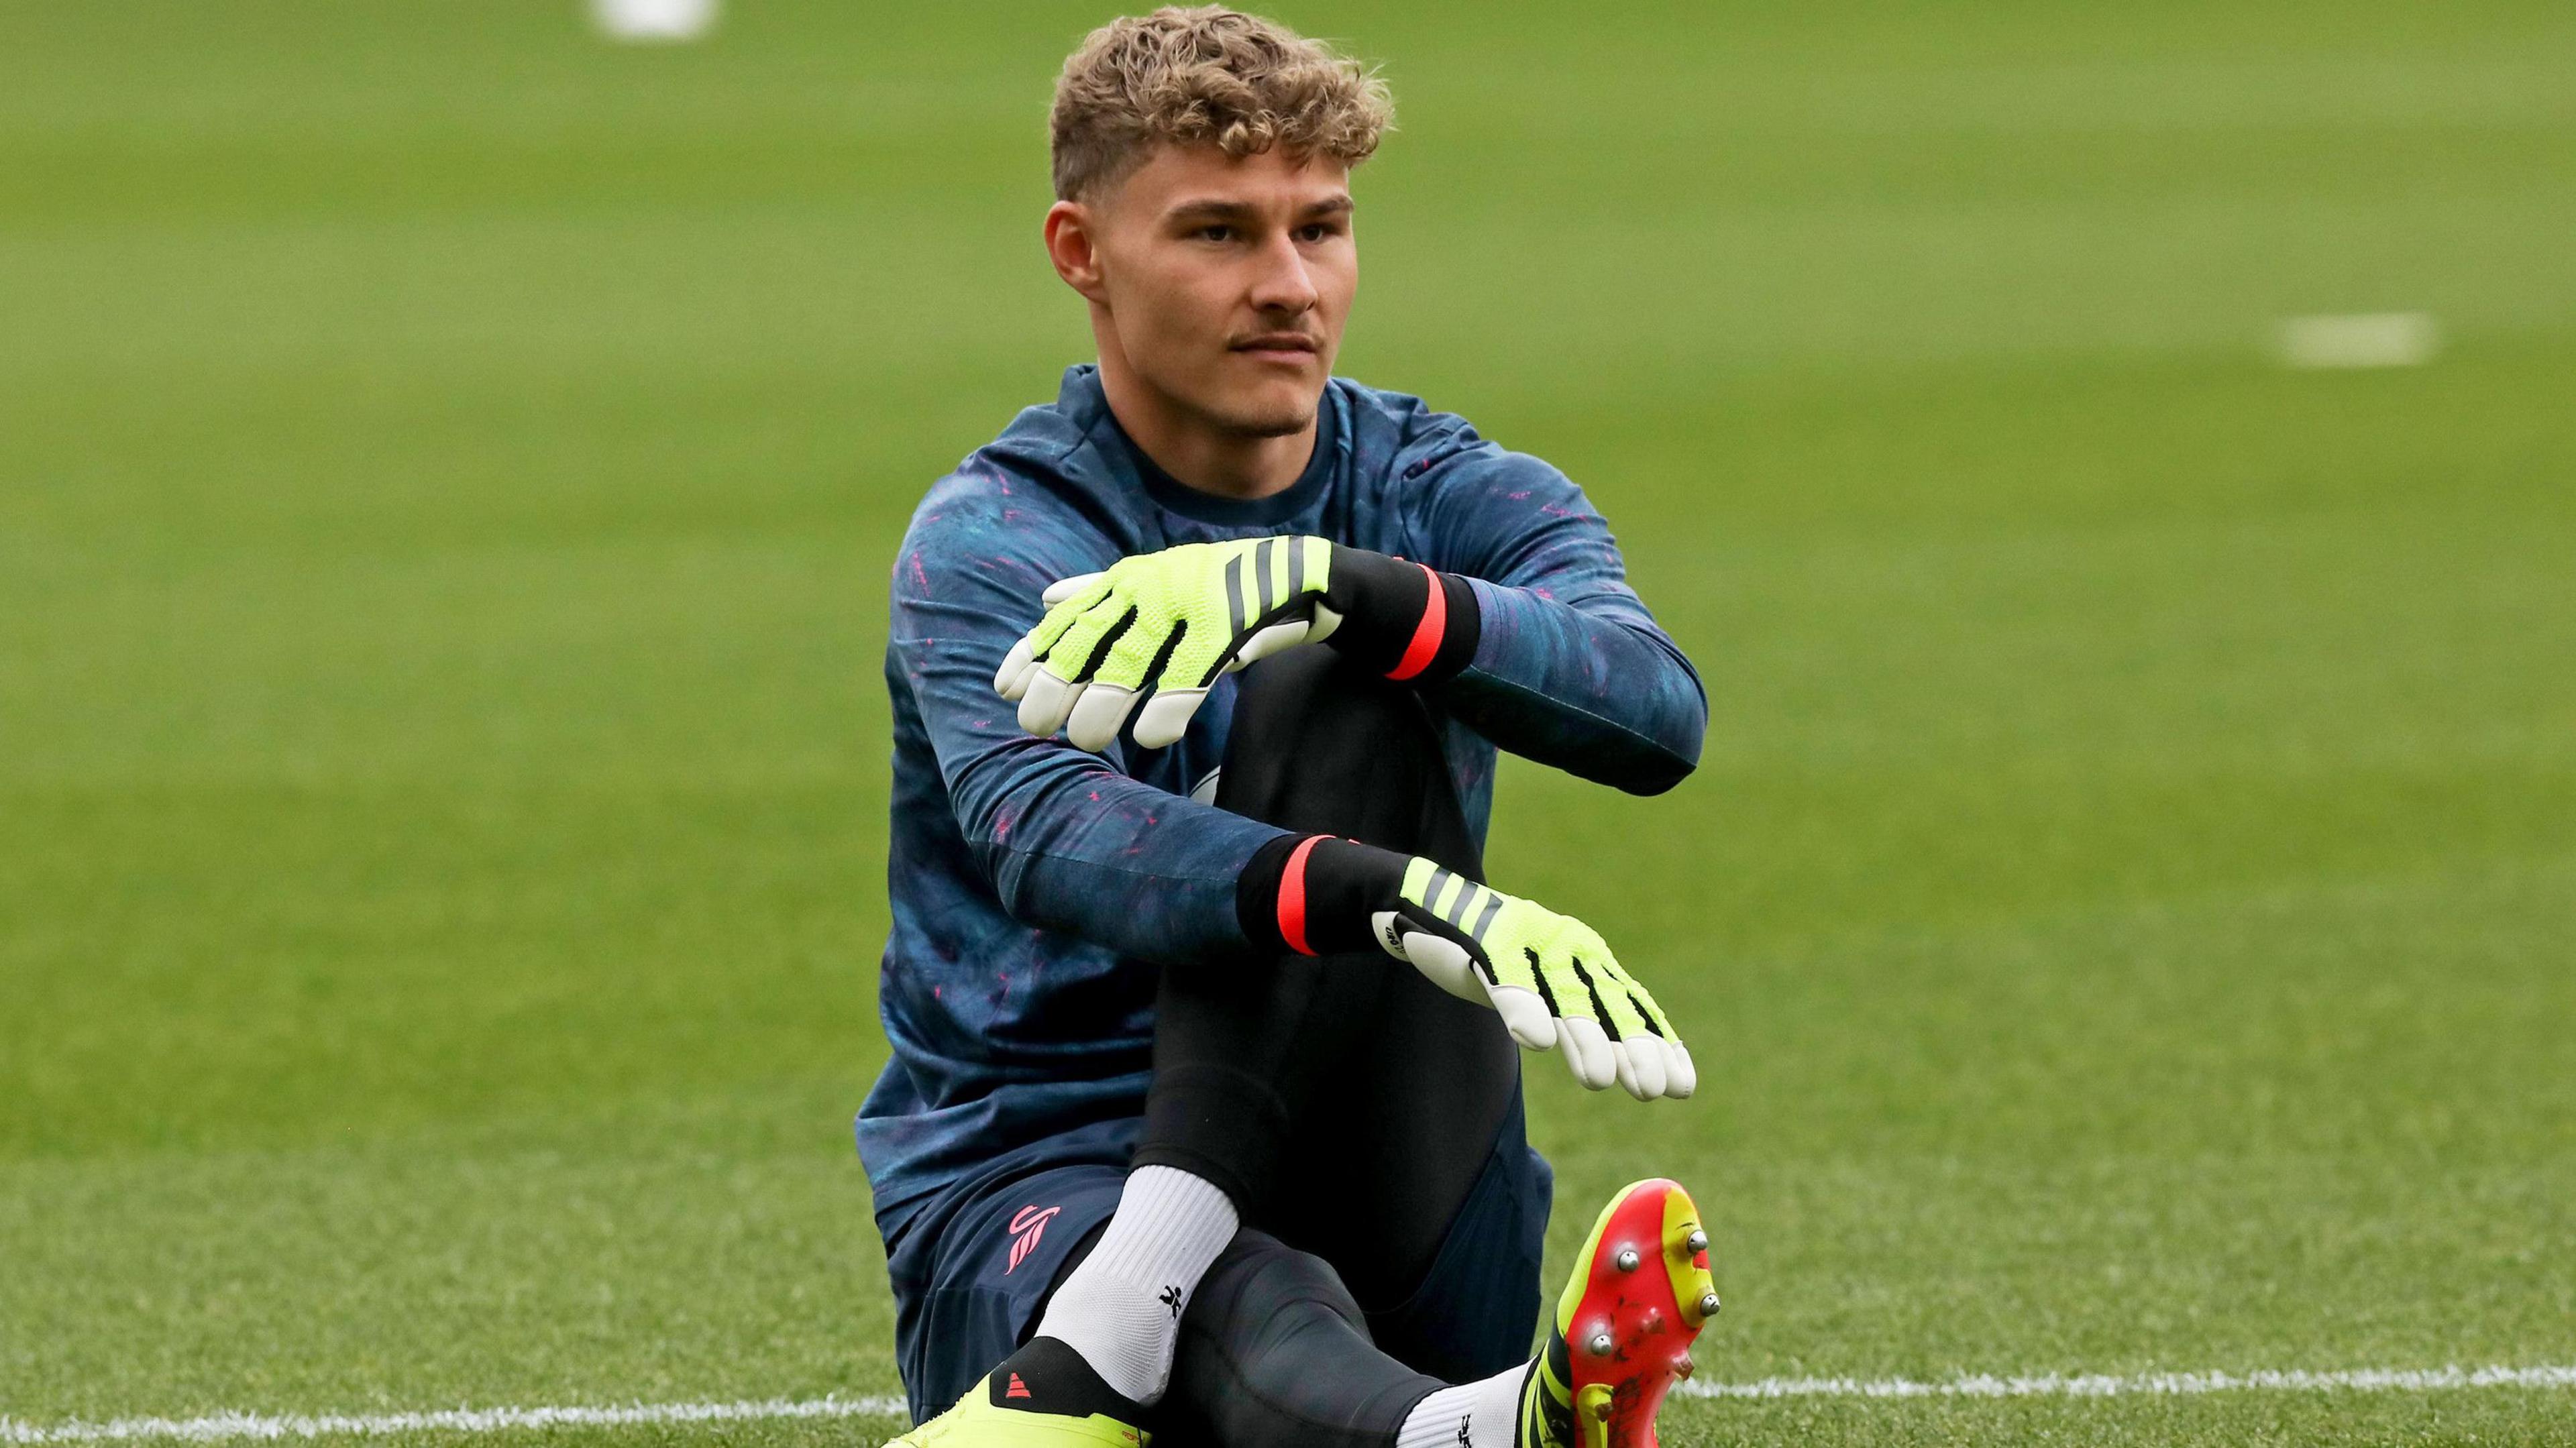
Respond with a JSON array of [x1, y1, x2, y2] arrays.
[[1428, 576, 1707, 796], [955, 746, 1287, 967], [1322, 547, 1706, 793]]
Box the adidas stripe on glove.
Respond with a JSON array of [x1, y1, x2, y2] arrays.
[[995, 537, 1477, 752], [1239, 835, 1695, 1101]]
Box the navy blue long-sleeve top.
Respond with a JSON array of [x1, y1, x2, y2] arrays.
[[858, 365, 1705, 1242]]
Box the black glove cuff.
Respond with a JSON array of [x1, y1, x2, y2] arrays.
[[1236, 833, 1412, 958], [1320, 548, 1481, 685]]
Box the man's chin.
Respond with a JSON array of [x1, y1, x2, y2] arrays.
[[1220, 406, 1316, 439], [1202, 384, 1324, 439], [1130, 363, 1327, 441]]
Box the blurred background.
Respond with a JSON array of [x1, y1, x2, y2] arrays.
[[3, 3, 2571, 1443]]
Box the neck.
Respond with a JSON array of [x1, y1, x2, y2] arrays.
[[1093, 331, 1317, 502]]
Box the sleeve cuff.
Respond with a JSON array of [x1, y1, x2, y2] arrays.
[[1236, 833, 1413, 958], [1322, 548, 1482, 685]]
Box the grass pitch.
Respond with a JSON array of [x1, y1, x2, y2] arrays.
[[5, 3, 2574, 1444]]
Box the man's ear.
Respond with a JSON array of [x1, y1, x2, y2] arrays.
[[1044, 201, 1110, 304]]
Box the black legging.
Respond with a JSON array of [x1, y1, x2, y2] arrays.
[[1124, 649, 1527, 1447], [1139, 645, 1519, 1306]]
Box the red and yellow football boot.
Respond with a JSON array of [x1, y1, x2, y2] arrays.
[[1518, 1178, 1718, 1448]]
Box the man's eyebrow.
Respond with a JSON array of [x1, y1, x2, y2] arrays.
[[1163, 194, 1356, 223], [1164, 198, 1258, 223]]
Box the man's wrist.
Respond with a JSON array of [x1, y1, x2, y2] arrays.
[[1321, 547, 1481, 683], [1236, 833, 1413, 957]]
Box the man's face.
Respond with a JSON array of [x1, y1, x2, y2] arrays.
[[1075, 145, 1356, 438]]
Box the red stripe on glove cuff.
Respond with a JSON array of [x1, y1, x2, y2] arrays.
[[1277, 834, 1326, 956], [1384, 563, 1447, 682]]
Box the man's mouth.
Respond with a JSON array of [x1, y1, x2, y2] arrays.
[[1231, 334, 1320, 360]]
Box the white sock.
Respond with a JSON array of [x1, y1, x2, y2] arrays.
[[1032, 1165, 1238, 1404], [1397, 1363, 1531, 1448]]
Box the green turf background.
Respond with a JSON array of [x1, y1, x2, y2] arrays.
[[4, 2, 2573, 1443]]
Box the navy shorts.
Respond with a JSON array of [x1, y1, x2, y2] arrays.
[[885, 1099, 1552, 1424]]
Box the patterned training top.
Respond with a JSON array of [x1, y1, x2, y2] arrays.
[[858, 364, 1706, 1243]]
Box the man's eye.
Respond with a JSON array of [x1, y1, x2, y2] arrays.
[[1296, 225, 1336, 243], [1197, 225, 1233, 242]]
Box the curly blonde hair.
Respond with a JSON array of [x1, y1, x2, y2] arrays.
[[1050, 7, 1394, 203]]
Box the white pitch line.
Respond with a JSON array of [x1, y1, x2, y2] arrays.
[[2275, 311, 2440, 368], [1678, 1362, 2576, 1400], [7, 1366, 2572, 1443], [0, 1398, 907, 1446]]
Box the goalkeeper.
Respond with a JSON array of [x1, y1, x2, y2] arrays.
[[861, 11, 1715, 1448]]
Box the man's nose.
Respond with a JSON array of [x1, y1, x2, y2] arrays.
[[1246, 230, 1320, 315]]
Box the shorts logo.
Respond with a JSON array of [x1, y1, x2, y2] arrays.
[[1004, 1205, 1061, 1275]]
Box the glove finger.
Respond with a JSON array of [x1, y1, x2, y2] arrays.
[[1087, 607, 1179, 695], [1594, 963, 1678, 1053], [1026, 577, 1112, 657], [1601, 960, 1676, 1040], [1017, 671, 1084, 737], [1130, 687, 1211, 749], [1615, 1034, 1668, 1101], [1663, 1040, 1698, 1099], [994, 636, 1039, 701], [1304, 603, 1344, 647], [1484, 983, 1559, 1052], [1233, 617, 1313, 668], [1558, 1015, 1618, 1091], [1041, 571, 1108, 606], [1579, 956, 1654, 1042], [1065, 682, 1142, 753], [1393, 927, 1489, 1005], [1636, 991, 1680, 1044], [1044, 598, 1138, 689]]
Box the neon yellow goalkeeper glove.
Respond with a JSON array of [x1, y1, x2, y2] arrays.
[[995, 537, 1473, 752], [1241, 835, 1696, 1101]]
